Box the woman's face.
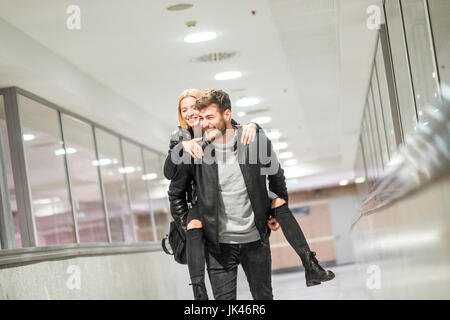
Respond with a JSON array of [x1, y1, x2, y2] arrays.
[[180, 96, 199, 127]]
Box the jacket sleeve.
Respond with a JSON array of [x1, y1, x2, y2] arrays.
[[163, 127, 189, 180], [167, 163, 193, 229], [231, 119, 262, 132]]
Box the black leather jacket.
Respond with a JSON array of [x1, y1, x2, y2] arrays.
[[163, 126, 196, 230], [167, 125, 288, 253], [163, 119, 246, 229]]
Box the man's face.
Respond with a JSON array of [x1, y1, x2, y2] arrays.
[[198, 104, 228, 141]]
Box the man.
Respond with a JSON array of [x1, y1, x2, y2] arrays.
[[168, 89, 287, 300]]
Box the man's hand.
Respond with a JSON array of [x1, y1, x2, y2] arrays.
[[268, 216, 280, 231]]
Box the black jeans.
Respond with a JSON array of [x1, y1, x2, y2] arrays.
[[271, 203, 310, 257], [205, 240, 273, 300]]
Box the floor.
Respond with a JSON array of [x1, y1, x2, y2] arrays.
[[237, 263, 369, 300]]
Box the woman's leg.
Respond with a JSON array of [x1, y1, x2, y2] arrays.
[[186, 219, 208, 300], [270, 203, 310, 256], [271, 200, 335, 287]]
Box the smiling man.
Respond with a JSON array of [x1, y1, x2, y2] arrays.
[[168, 89, 288, 300]]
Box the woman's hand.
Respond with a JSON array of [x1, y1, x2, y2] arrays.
[[240, 123, 258, 145], [181, 138, 204, 159], [268, 216, 280, 231]]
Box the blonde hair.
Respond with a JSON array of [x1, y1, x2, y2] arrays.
[[177, 88, 203, 129]]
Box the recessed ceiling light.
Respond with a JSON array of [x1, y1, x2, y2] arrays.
[[266, 131, 281, 140], [278, 151, 293, 159], [339, 179, 349, 186], [214, 71, 242, 80], [236, 97, 260, 107], [354, 177, 366, 184], [250, 116, 271, 124], [92, 158, 112, 166], [54, 148, 76, 156], [23, 134, 35, 141], [284, 159, 298, 166], [142, 173, 158, 181], [184, 32, 216, 43], [118, 167, 136, 174], [237, 111, 246, 117], [273, 142, 288, 150]]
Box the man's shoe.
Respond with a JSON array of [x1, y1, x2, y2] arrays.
[[300, 251, 335, 287], [190, 282, 209, 300]]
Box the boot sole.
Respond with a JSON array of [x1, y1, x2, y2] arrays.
[[306, 280, 321, 287]]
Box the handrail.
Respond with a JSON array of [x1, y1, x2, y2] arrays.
[[352, 92, 449, 227], [0, 242, 162, 267]]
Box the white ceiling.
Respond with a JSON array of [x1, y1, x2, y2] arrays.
[[0, 0, 379, 190]]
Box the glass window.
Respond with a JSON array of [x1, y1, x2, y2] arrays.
[[0, 96, 21, 248], [362, 114, 375, 185], [18, 95, 75, 246], [61, 114, 108, 243], [375, 40, 398, 157], [428, 0, 450, 96], [367, 90, 382, 177], [95, 128, 134, 242], [401, 0, 441, 123], [355, 137, 369, 199], [371, 65, 390, 166], [122, 140, 155, 242], [142, 149, 170, 241], [384, 0, 418, 137]]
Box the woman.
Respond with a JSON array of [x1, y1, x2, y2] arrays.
[[165, 89, 334, 300]]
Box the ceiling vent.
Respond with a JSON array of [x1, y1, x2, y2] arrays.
[[191, 51, 239, 63], [166, 3, 193, 11]]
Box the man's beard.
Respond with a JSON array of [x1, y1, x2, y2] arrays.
[[204, 117, 227, 142]]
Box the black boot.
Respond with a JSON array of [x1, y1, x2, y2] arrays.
[[190, 282, 209, 300], [300, 251, 335, 287]]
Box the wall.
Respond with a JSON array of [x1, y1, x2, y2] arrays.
[[0, 250, 193, 299], [352, 175, 450, 299]]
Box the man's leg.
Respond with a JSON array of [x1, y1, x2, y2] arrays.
[[240, 241, 273, 300], [205, 243, 240, 300]]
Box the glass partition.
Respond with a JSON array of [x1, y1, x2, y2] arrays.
[[95, 128, 134, 242], [428, 0, 450, 96], [372, 64, 390, 167], [401, 0, 441, 123], [375, 40, 398, 158], [122, 140, 155, 242], [61, 114, 108, 243], [384, 0, 418, 137], [18, 95, 75, 246], [142, 149, 170, 241]]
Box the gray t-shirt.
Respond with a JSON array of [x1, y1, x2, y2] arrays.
[[214, 130, 261, 244]]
